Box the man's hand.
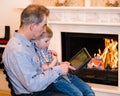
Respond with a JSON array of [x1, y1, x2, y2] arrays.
[[59, 61, 70, 75], [68, 65, 76, 70]]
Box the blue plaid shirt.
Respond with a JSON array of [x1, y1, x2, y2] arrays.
[[2, 33, 62, 94], [34, 46, 53, 65]]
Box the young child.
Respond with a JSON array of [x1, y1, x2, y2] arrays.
[[34, 26, 72, 83], [34, 26, 95, 96]]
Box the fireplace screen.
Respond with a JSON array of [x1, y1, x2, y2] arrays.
[[61, 32, 118, 86]]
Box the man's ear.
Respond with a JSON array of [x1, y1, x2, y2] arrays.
[[29, 23, 35, 31]]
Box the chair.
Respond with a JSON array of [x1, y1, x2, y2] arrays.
[[2, 62, 67, 96], [2, 62, 16, 96]]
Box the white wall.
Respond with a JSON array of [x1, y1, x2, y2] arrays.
[[0, 0, 31, 37]]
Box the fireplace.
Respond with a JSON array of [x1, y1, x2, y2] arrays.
[[61, 32, 118, 86], [48, 7, 120, 90]]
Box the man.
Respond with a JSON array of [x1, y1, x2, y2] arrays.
[[2, 4, 70, 95]]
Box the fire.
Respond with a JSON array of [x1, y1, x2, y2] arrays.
[[95, 38, 118, 69]]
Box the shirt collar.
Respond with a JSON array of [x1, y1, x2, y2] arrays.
[[14, 32, 33, 47]]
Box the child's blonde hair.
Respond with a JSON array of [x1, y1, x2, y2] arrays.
[[40, 26, 53, 39]]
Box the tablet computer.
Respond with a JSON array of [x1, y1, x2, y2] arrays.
[[69, 47, 91, 75]]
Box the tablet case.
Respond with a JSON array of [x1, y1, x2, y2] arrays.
[[69, 47, 92, 75]]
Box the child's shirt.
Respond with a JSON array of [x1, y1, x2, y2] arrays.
[[35, 46, 53, 65]]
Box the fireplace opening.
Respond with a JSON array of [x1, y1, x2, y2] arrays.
[[61, 32, 118, 86]]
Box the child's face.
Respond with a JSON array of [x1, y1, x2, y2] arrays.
[[37, 37, 51, 49]]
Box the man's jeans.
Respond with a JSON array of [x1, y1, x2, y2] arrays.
[[53, 73, 95, 96], [17, 84, 66, 96], [18, 74, 95, 96]]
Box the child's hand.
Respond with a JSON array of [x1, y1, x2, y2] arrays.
[[52, 53, 58, 63], [49, 50, 57, 56], [49, 50, 58, 62]]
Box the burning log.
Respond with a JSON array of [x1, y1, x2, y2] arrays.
[[90, 38, 118, 70]]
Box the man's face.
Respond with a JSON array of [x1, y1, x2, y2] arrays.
[[32, 15, 47, 39]]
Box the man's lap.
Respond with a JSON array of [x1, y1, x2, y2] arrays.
[[17, 84, 67, 96]]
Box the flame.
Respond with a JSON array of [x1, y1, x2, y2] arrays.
[[95, 38, 118, 69]]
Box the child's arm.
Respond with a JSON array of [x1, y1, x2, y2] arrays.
[[48, 54, 58, 68]]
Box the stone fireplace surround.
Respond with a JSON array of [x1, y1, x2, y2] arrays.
[[47, 7, 120, 96]]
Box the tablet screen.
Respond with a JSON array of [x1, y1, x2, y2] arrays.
[[69, 48, 91, 72]]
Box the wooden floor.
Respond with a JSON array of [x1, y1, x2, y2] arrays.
[[0, 69, 11, 96], [0, 90, 10, 96]]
